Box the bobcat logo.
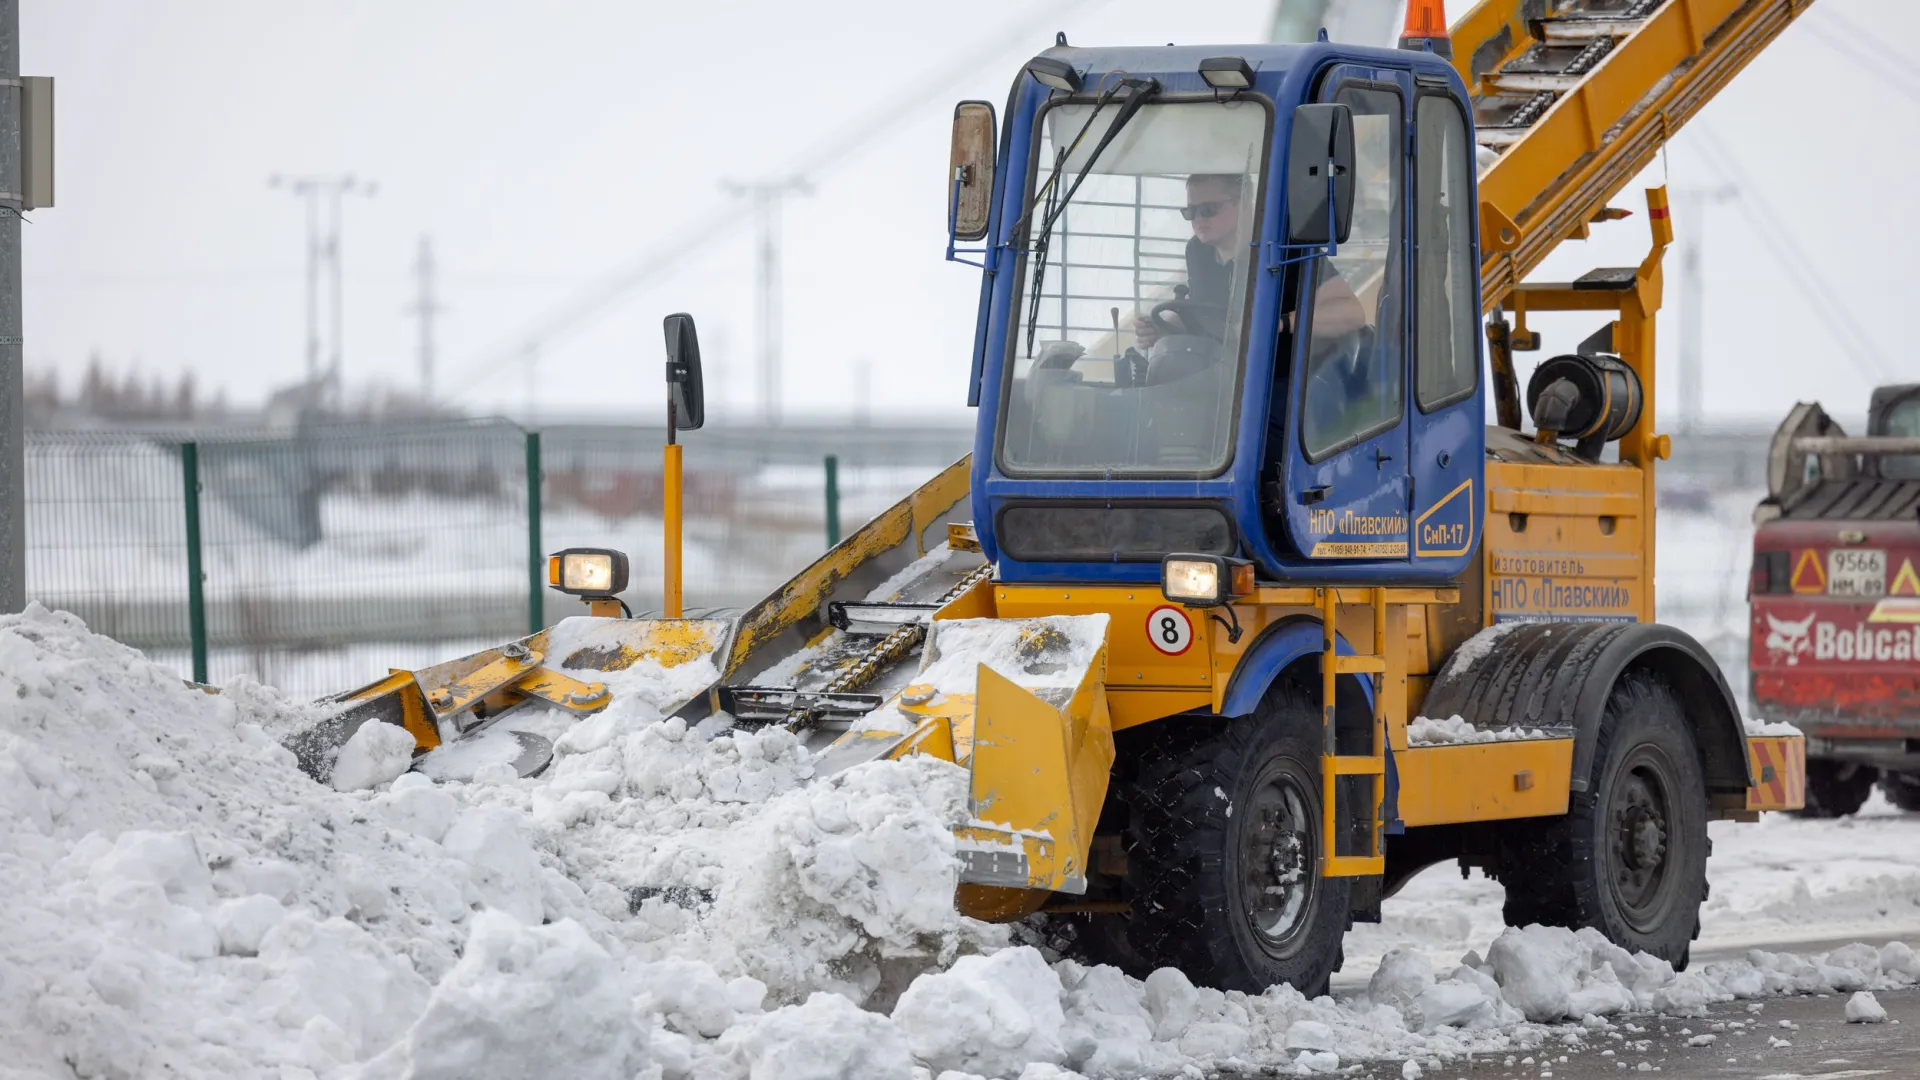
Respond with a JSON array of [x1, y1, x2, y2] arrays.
[[1765, 612, 1817, 665]]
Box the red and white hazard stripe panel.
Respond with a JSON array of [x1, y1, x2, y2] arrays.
[[1744, 735, 1807, 812]]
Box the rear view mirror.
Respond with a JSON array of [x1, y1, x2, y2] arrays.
[[1286, 102, 1355, 246], [948, 101, 997, 242], [663, 312, 705, 431]]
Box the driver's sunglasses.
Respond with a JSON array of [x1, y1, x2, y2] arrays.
[[1181, 200, 1230, 221]]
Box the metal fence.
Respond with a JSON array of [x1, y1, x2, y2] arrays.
[[25, 419, 972, 700]]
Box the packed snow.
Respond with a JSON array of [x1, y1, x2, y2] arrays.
[[1406, 714, 1552, 746], [1743, 717, 1804, 737], [5, 601, 1919, 1080]]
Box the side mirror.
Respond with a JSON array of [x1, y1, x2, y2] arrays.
[[1286, 102, 1356, 247], [663, 312, 705, 431], [948, 101, 997, 242]]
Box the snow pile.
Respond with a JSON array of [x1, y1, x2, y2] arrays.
[[1407, 714, 1551, 746], [0, 604, 987, 1078], [6, 601, 1919, 1079], [1743, 717, 1804, 737]]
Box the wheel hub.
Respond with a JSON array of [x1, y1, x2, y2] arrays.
[[1240, 778, 1314, 949], [1609, 766, 1676, 922]]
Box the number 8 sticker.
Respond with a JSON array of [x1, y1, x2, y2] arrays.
[[1145, 606, 1193, 655]]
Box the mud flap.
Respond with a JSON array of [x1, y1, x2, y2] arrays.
[[1743, 734, 1807, 813]]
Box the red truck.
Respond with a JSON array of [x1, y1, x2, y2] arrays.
[[1750, 384, 1920, 815]]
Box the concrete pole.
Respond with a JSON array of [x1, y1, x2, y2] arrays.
[[758, 190, 779, 426], [304, 188, 320, 389], [0, 0, 23, 613], [724, 176, 808, 427], [409, 235, 438, 402], [1675, 185, 1737, 436]]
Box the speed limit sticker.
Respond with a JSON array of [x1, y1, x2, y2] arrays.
[[1145, 606, 1194, 655]]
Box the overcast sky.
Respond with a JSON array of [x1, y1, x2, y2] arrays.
[[22, 0, 1920, 428]]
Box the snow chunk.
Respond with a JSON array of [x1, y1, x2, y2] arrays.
[[709, 755, 975, 1002], [892, 947, 1068, 1077], [441, 805, 548, 924], [396, 911, 653, 1079], [719, 991, 913, 1079], [212, 893, 286, 956], [330, 720, 418, 791], [1743, 717, 1803, 737], [1847, 990, 1889, 1023], [1143, 966, 1198, 1041]]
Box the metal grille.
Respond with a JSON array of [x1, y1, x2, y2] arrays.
[[24, 420, 972, 700]]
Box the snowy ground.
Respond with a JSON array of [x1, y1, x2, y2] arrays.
[[8, 603, 1920, 1080]]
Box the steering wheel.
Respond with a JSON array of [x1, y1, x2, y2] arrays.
[[1150, 300, 1227, 343]]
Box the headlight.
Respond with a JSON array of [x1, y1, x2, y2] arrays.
[[1161, 554, 1253, 607], [548, 548, 629, 597]]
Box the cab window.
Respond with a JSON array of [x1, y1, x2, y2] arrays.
[[1300, 85, 1403, 461], [1414, 94, 1479, 410], [1882, 394, 1920, 479]]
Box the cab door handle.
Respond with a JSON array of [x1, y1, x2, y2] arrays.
[[1302, 485, 1331, 504]]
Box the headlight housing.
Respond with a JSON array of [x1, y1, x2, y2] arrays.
[[1160, 553, 1253, 607], [548, 548, 629, 598]]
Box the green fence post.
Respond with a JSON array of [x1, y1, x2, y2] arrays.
[[825, 454, 841, 548], [526, 431, 544, 635], [181, 441, 208, 684]]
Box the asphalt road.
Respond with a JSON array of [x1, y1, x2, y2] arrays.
[[1259, 932, 1920, 1080], [1335, 988, 1918, 1080]]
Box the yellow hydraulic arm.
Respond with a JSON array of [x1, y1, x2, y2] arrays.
[[1454, 0, 1818, 313]]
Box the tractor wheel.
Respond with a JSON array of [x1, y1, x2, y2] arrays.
[[1498, 670, 1709, 968], [1121, 680, 1351, 996], [1878, 771, 1920, 813], [1794, 760, 1877, 817]]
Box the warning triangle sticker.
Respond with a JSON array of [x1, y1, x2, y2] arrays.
[[1893, 558, 1920, 597], [1790, 549, 1827, 594]]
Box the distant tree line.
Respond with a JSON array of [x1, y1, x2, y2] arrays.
[[24, 354, 228, 425], [25, 354, 455, 428]]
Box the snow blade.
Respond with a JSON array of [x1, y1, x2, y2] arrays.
[[812, 615, 1114, 915]]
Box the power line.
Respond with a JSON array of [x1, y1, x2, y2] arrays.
[[442, 0, 1108, 402], [1798, 17, 1920, 106], [1686, 124, 1897, 386], [1814, 4, 1920, 84]]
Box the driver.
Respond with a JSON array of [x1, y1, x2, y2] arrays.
[[1134, 172, 1367, 349]]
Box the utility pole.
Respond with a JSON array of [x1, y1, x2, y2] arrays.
[[1675, 184, 1738, 435], [404, 235, 443, 403], [0, 0, 21, 614], [723, 177, 809, 426], [269, 173, 375, 414]]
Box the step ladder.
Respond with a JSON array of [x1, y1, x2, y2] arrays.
[[1318, 586, 1390, 878]]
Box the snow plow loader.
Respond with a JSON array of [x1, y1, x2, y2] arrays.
[[298, 0, 1811, 995]]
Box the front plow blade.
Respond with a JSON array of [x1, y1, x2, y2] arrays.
[[814, 615, 1114, 917]]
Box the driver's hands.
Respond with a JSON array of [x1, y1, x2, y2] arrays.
[[1134, 310, 1184, 349]]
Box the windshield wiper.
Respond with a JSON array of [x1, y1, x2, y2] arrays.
[[1023, 77, 1161, 357]]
